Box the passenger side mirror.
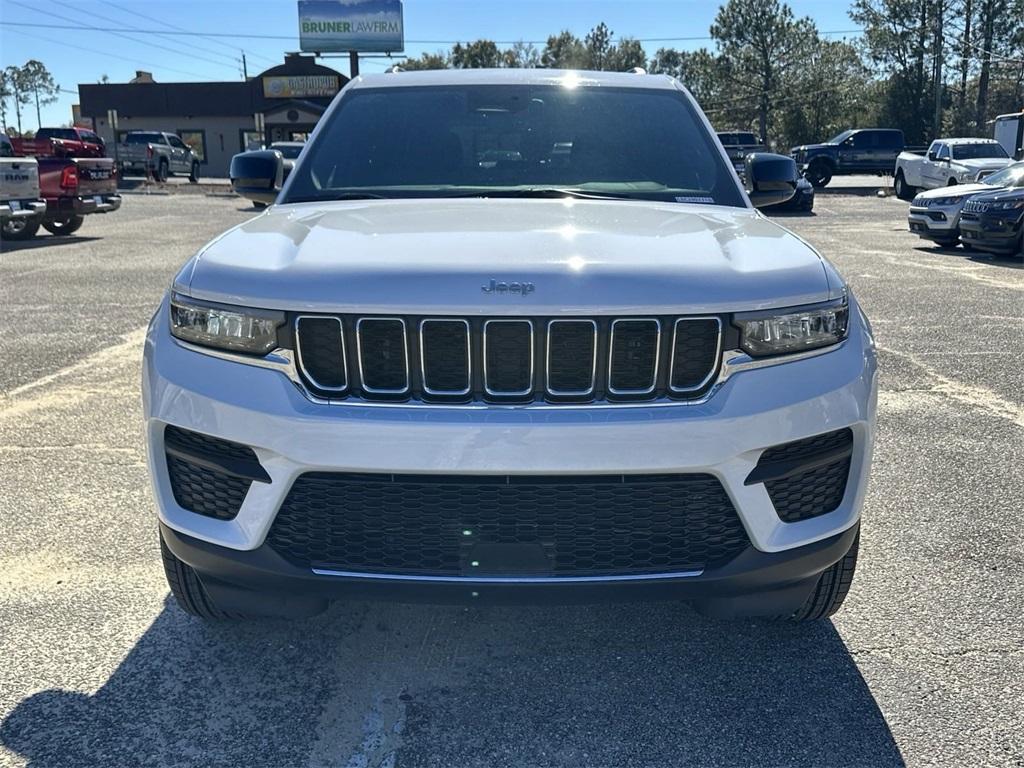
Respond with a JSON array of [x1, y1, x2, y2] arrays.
[[927, 151, 938, 161], [744, 153, 798, 209], [230, 150, 284, 205]]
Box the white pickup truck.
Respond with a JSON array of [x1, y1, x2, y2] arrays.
[[0, 135, 47, 239], [894, 138, 1013, 199]]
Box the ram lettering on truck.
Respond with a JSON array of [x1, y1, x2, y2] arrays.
[[147, 69, 875, 625], [894, 138, 1013, 200]]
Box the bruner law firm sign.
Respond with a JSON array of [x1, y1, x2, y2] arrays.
[[298, 0, 404, 53]]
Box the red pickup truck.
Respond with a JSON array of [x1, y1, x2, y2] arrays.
[[0, 133, 120, 241], [10, 127, 106, 159]]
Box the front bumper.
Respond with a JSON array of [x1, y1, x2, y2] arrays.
[[908, 205, 962, 241], [0, 199, 46, 221], [144, 297, 877, 602], [959, 214, 1023, 253]]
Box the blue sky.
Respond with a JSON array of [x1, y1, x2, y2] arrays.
[[0, 0, 861, 130]]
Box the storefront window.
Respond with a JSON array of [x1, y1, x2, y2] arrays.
[[240, 130, 264, 151], [177, 130, 207, 163]]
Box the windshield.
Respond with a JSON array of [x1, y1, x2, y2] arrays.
[[37, 128, 78, 140], [952, 143, 1009, 160], [126, 133, 163, 144], [826, 130, 854, 144], [983, 162, 1024, 188], [282, 84, 746, 207]]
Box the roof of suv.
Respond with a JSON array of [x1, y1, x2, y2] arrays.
[[350, 68, 680, 90], [935, 138, 1001, 145]]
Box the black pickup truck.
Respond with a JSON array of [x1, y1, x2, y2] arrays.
[[790, 128, 904, 187], [717, 131, 768, 175]]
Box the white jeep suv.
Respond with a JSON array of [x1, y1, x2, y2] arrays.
[[144, 69, 877, 622]]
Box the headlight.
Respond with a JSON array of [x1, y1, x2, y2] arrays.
[[170, 292, 284, 354], [734, 298, 849, 357], [930, 195, 963, 206], [989, 199, 1024, 211]]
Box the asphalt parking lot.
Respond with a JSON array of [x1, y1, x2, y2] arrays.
[[1, 187, 1022, 768]]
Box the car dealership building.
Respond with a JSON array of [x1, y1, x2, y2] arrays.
[[77, 54, 348, 177]]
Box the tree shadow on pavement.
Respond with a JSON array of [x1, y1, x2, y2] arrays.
[[1, 236, 103, 252], [0, 597, 905, 767]]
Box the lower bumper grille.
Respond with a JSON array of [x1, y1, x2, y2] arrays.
[[267, 473, 750, 577], [748, 428, 854, 523], [164, 426, 268, 520]]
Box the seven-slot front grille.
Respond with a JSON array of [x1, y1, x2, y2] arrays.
[[293, 315, 723, 404], [266, 472, 750, 577]]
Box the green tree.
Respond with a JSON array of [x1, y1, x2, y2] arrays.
[[650, 48, 724, 109], [20, 60, 59, 129], [583, 22, 615, 69], [607, 38, 647, 71], [400, 51, 449, 71], [541, 31, 586, 69], [0, 69, 11, 132], [503, 41, 540, 68], [3, 65, 30, 135], [711, 0, 818, 144], [451, 40, 503, 69]]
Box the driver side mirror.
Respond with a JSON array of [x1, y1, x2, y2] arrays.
[[229, 150, 284, 205], [744, 153, 798, 208]]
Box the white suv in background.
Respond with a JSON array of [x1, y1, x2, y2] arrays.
[[144, 69, 877, 623]]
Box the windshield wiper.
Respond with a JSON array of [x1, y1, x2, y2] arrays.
[[444, 188, 635, 201], [286, 192, 389, 203]]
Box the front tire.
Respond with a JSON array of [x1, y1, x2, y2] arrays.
[[189, 161, 200, 183], [787, 532, 859, 622], [806, 160, 833, 188], [153, 158, 168, 183], [42, 215, 84, 236], [0, 217, 41, 240], [894, 171, 915, 200], [160, 533, 243, 620]]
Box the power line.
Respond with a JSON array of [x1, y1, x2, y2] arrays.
[[104, 0, 278, 66], [1, 26, 213, 80], [0, 19, 867, 46], [34, 0, 242, 73]]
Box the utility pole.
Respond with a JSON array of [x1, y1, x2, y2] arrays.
[[932, 0, 944, 139], [242, 52, 248, 80], [349, 51, 359, 78]]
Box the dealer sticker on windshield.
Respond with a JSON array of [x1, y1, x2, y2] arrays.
[[675, 196, 716, 204]]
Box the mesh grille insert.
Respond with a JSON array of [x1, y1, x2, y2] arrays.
[[296, 317, 346, 390], [420, 320, 470, 394], [671, 318, 721, 391], [267, 472, 750, 577], [484, 321, 533, 395], [609, 320, 660, 393], [357, 319, 408, 393], [547, 321, 597, 395]]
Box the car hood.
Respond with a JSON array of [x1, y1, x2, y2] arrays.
[[915, 182, 992, 200], [180, 198, 836, 315], [969, 187, 1024, 203], [791, 143, 836, 153]]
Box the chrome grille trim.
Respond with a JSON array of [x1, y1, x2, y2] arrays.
[[419, 318, 471, 396], [546, 319, 598, 397], [607, 318, 661, 395], [294, 315, 347, 393], [355, 317, 410, 395], [482, 319, 534, 397], [668, 316, 723, 394]]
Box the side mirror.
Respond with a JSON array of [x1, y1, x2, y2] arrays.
[[229, 150, 284, 205], [744, 153, 798, 208], [927, 151, 938, 161]]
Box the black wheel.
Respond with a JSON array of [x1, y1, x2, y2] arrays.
[[894, 171, 915, 200], [189, 161, 200, 183], [787, 532, 859, 622], [42, 215, 84, 236], [806, 161, 832, 188], [253, 201, 268, 209], [0, 217, 41, 241], [160, 532, 244, 620], [947, 178, 958, 186], [153, 158, 168, 183]]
